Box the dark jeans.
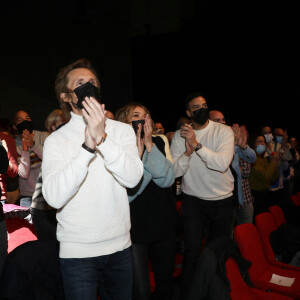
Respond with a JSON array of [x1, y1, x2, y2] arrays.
[[60, 247, 132, 300], [180, 194, 234, 299], [30, 208, 57, 240], [131, 233, 176, 300]]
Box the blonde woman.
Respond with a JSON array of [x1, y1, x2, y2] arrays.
[[116, 103, 176, 300]]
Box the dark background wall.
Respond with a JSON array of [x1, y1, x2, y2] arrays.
[[0, 1, 299, 139]]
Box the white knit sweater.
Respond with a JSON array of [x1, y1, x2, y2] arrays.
[[171, 120, 234, 200], [42, 112, 143, 258]]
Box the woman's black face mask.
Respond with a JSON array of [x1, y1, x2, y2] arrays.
[[132, 119, 145, 139], [16, 120, 33, 134], [73, 82, 100, 109]]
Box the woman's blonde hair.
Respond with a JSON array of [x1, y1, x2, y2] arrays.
[[115, 102, 151, 124], [45, 109, 70, 133]]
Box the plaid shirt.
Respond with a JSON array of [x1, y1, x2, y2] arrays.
[[240, 158, 254, 207]]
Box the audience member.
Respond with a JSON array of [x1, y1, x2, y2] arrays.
[[0, 132, 18, 205], [13, 110, 49, 207], [152, 120, 173, 163], [249, 134, 281, 220], [260, 125, 274, 153], [165, 117, 190, 145], [153, 121, 165, 135], [270, 128, 293, 207], [170, 92, 235, 299], [0, 119, 20, 204], [105, 110, 114, 120], [209, 110, 226, 124], [208, 111, 257, 224], [116, 102, 176, 300], [0, 139, 9, 276], [42, 58, 143, 300], [231, 124, 256, 224], [30, 109, 70, 240], [289, 136, 300, 194]]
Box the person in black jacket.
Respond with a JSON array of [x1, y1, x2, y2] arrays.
[[0, 139, 9, 277], [116, 103, 177, 300]]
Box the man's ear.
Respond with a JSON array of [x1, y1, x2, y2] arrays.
[[60, 93, 69, 103], [186, 109, 191, 118]]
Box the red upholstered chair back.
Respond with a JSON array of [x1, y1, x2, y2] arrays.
[[268, 205, 286, 228], [234, 223, 269, 278], [290, 194, 300, 206], [225, 257, 253, 300], [226, 257, 294, 300], [255, 212, 277, 263]]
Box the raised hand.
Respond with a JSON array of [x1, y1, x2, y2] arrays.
[[180, 123, 197, 156], [232, 124, 240, 146], [143, 114, 153, 153], [81, 97, 106, 149], [22, 129, 35, 148], [136, 123, 145, 158], [238, 125, 247, 149]]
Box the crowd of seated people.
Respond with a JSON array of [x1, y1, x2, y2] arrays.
[[0, 58, 300, 300]]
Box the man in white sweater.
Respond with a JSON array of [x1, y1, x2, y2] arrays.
[[42, 58, 143, 300], [170, 92, 235, 299]]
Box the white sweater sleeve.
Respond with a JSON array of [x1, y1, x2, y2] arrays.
[[196, 126, 234, 172], [42, 137, 95, 209], [170, 131, 192, 178], [18, 150, 30, 179], [97, 126, 143, 188]]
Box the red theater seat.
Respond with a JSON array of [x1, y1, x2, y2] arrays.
[[268, 205, 286, 228], [226, 257, 293, 300], [234, 223, 300, 299], [255, 212, 300, 272], [291, 194, 300, 206]]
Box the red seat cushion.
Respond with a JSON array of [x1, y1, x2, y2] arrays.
[[6, 218, 37, 253]]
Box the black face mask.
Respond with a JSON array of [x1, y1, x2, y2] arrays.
[[191, 108, 209, 125], [132, 119, 145, 139], [16, 120, 33, 134], [73, 82, 100, 109]]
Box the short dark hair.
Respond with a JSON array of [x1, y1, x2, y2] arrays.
[[248, 133, 265, 150], [185, 92, 206, 110], [54, 58, 100, 115]]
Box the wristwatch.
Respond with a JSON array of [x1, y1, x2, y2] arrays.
[[194, 142, 202, 152]]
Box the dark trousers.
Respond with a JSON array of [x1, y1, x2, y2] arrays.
[[251, 190, 270, 222], [131, 233, 176, 300], [180, 194, 234, 299], [60, 247, 132, 300], [30, 208, 57, 240]]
